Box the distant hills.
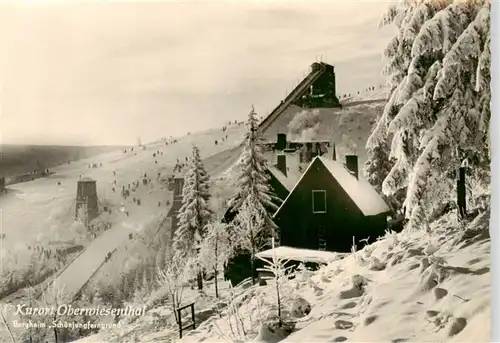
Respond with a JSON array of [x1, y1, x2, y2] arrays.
[[0, 144, 130, 181]]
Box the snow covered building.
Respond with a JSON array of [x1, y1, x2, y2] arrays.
[[222, 133, 332, 223], [273, 155, 391, 252]]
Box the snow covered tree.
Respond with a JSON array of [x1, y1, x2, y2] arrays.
[[173, 145, 213, 290], [156, 251, 196, 324], [257, 237, 294, 327], [173, 145, 213, 258], [198, 221, 232, 298], [366, 0, 491, 229], [40, 281, 70, 343], [366, 0, 448, 200], [228, 106, 280, 240], [232, 194, 268, 285], [364, 109, 394, 194]]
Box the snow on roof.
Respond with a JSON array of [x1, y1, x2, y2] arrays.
[[78, 177, 96, 182], [319, 156, 390, 216], [274, 156, 390, 217], [265, 151, 303, 192], [267, 166, 296, 191], [256, 246, 343, 264], [290, 139, 332, 144]]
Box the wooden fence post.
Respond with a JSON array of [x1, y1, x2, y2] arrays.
[[457, 167, 467, 219], [177, 302, 196, 339]]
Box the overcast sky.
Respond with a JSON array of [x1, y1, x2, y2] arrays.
[[0, 0, 394, 146]]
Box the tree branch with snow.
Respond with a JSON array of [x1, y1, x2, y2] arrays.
[[233, 194, 270, 285], [198, 221, 232, 298]]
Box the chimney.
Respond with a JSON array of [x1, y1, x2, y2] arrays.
[[457, 167, 467, 219], [277, 154, 287, 176], [345, 155, 358, 179], [332, 143, 337, 161], [276, 133, 287, 151], [314, 143, 322, 157], [305, 142, 313, 163], [331, 65, 336, 100]]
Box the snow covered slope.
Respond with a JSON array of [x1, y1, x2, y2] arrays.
[[0, 123, 246, 300]]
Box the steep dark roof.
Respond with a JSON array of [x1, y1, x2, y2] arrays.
[[274, 156, 390, 217], [222, 154, 301, 223], [266, 159, 302, 192], [267, 166, 297, 192], [258, 62, 332, 133]]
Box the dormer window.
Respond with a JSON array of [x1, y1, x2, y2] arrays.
[[312, 190, 327, 213]]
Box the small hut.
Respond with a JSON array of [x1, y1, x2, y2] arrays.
[[75, 177, 99, 223]]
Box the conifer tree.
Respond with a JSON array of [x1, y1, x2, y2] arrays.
[[228, 106, 280, 240], [364, 109, 393, 194], [173, 145, 213, 258], [366, 0, 491, 229], [173, 145, 213, 290]]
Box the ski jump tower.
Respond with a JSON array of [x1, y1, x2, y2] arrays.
[[75, 177, 99, 223]]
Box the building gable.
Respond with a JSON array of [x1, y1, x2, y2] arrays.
[[274, 156, 390, 220], [318, 157, 390, 216], [274, 158, 362, 220]]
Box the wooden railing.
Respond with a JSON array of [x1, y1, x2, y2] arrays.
[[177, 302, 196, 338]]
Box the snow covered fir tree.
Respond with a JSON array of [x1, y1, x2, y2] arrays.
[[226, 106, 281, 233], [223, 106, 282, 285], [174, 146, 213, 257], [365, 0, 491, 229], [173, 145, 213, 289]]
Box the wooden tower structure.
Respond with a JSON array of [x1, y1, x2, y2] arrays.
[[75, 177, 99, 224]]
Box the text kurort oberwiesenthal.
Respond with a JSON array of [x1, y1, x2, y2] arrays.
[[14, 304, 147, 317]]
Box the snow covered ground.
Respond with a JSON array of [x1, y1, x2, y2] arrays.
[[340, 86, 388, 103], [180, 212, 491, 343], [68, 210, 490, 343]]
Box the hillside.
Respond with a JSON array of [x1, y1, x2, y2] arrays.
[[0, 123, 246, 301], [0, 145, 129, 181]]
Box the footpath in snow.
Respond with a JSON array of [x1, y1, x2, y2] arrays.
[[51, 218, 161, 300]]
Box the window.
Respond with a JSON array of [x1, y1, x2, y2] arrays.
[[312, 190, 327, 213]]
